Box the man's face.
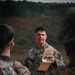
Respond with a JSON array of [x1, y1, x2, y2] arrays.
[[34, 30, 47, 44]]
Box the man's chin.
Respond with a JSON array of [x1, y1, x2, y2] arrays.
[[39, 42, 44, 44]]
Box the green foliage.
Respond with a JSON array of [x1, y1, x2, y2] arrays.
[[0, 1, 75, 16]]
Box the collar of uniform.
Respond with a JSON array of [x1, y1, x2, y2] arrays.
[[44, 43, 50, 49], [0, 56, 13, 61], [33, 42, 49, 54]]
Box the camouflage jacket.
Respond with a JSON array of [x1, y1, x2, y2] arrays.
[[51, 60, 75, 75], [0, 56, 31, 75], [24, 43, 65, 75]]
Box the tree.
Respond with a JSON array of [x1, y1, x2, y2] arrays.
[[23, 0, 27, 2], [6, 0, 12, 1]]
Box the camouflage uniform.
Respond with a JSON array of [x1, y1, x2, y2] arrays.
[[51, 60, 75, 75], [0, 56, 31, 75], [24, 43, 65, 75]]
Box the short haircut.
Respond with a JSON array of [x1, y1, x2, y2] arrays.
[[35, 27, 46, 33], [0, 24, 14, 52]]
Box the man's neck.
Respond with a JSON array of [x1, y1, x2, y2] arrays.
[[0, 50, 10, 57], [37, 43, 46, 50]]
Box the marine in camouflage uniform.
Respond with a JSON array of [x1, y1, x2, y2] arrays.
[[0, 24, 31, 75], [24, 43, 65, 75], [51, 8, 75, 75], [0, 56, 31, 75]]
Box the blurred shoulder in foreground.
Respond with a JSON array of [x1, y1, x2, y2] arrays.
[[51, 7, 75, 75]]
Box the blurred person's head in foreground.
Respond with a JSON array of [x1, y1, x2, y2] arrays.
[[0, 24, 14, 56], [58, 7, 75, 60]]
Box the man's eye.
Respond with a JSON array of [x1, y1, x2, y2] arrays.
[[42, 34, 45, 36], [37, 34, 40, 36]]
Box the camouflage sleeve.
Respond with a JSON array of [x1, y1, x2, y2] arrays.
[[22, 65, 31, 75], [53, 49, 65, 67], [13, 61, 31, 75]]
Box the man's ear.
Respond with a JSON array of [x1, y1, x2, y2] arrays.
[[9, 42, 15, 50], [46, 34, 47, 39]]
